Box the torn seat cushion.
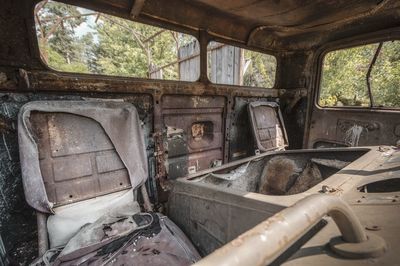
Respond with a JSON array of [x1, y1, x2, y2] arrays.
[[36, 213, 201, 266], [47, 189, 140, 248]]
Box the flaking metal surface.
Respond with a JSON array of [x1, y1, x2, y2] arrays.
[[30, 112, 131, 206], [162, 95, 225, 178], [18, 101, 149, 213]]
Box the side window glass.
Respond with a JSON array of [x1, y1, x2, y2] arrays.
[[34, 0, 199, 81], [319, 40, 400, 108], [320, 44, 378, 107]]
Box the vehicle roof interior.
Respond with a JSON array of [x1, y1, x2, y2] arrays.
[[59, 0, 400, 51]]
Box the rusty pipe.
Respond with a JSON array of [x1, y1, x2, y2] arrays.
[[194, 194, 368, 266], [36, 211, 48, 257]]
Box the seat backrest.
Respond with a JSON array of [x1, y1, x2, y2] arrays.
[[18, 101, 148, 247], [247, 101, 288, 152], [18, 101, 148, 213], [30, 111, 131, 206]]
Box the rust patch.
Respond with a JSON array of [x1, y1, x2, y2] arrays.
[[30, 112, 131, 206], [191, 123, 205, 141], [153, 131, 168, 190]]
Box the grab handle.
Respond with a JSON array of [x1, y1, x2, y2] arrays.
[[194, 194, 385, 266]]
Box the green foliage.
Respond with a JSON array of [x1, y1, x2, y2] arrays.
[[37, 1, 87, 64], [370, 41, 400, 108], [94, 19, 149, 77], [320, 41, 400, 108], [46, 44, 88, 73], [243, 50, 276, 88], [36, 1, 192, 80], [92, 18, 184, 79]]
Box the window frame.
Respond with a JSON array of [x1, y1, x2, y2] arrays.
[[315, 32, 400, 111], [32, 0, 201, 83]]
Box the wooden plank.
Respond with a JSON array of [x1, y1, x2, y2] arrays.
[[179, 40, 200, 81], [178, 41, 243, 84]]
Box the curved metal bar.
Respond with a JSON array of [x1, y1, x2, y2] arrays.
[[194, 194, 368, 266]]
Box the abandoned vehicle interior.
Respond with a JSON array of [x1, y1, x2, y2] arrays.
[[0, 0, 400, 265]]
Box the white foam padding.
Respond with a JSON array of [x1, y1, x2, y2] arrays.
[[47, 189, 140, 248]]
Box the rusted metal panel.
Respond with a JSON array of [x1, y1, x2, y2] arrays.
[[153, 131, 167, 190], [168, 180, 282, 256], [279, 89, 308, 150], [193, 194, 383, 266], [18, 70, 278, 98], [30, 112, 131, 206], [162, 95, 225, 179], [306, 110, 400, 148]]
